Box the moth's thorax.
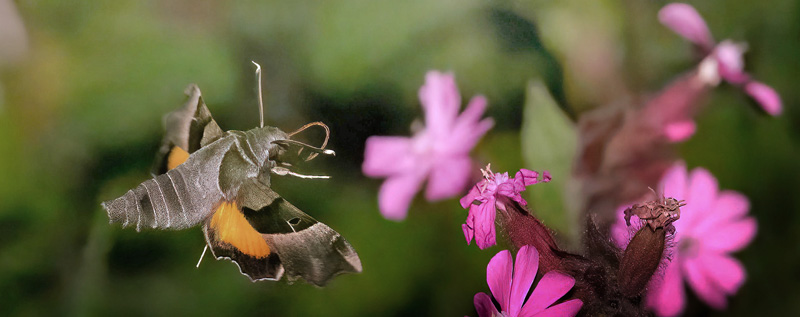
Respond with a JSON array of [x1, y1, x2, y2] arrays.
[[242, 126, 289, 168]]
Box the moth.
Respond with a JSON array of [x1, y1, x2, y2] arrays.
[[101, 69, 361, 286]]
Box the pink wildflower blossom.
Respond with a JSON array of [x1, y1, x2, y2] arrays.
[[659, 3, 782, 141], [460, 165, 551, 249], [612, 162, 757, 316], [363, 71, 494, 220], [473, 245, 582, 317]]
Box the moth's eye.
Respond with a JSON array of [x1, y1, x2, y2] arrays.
[[269, 142, 288, 160]]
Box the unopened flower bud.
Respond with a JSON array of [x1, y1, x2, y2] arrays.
[[618, 226, 666, 297]]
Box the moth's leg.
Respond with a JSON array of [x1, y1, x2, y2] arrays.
[[270, 166, 330, 179]]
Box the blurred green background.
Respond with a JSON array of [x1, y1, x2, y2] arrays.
[[0, 0, 798, 316]]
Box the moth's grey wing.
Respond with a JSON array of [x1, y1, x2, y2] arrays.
[[152, 84, 225, 175], [104, 136, 253, 230], [228, 179, 362, 286]]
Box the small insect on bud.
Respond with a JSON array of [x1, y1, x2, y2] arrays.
[[623, 189, 683, 231]]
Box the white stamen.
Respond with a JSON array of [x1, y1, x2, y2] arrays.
[[697, 56, 721, 87]]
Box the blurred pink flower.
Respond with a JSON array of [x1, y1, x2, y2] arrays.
[[473, 245, 582, 317], [612, 162, 757, 316], [659, 3, 782, 141], [460, 166, 551, 249], [363, 71, 494, 220]]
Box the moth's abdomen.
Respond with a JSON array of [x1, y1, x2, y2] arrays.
[[102, 169, 200, 231]]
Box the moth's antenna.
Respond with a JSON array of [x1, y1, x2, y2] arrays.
[[251, 61, 265, 128], [196, 245, 208, 268]]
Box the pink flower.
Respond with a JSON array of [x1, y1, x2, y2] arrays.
[[460, 166, 551, 249], [659, 3, 782, 141], [473, 245, 582, 317], [612, 162, 757, 316], [362, 71, 494, 220]]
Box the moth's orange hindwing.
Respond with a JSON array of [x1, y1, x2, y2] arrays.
[[167, 146, 190, 170], [209, 202, 271, 258]]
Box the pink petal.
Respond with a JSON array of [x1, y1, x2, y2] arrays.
[[520, 271, 575, 315], [697, 253, 746, 294], [712, 191, 750, 220], [701, 217, 757, 253], [644, 72, 710, 128], [685, 167, 719, 227], [496, 172, 510, 184], [496, 182, 525, 206], [450, 95, 494, 152], [460, 183, 484, 209], [474, 199, 499, 249], [714, 41, 749, 84], [362, 136, 415, 177], [487, 250, 514, 313], [664, 120, 697, 142], [542, 171, 552, 183], [462, 223, 474, 245], [692, 191, 750, 235], [474, 292, 501, 317], [419, 71, 460, 138], [745, 81, 782, 115], [458, 95, 489, 126], [516, 169, 540, 187], [529, 299, 583, 317], [611, 205, 635, 248], [508, 246, 540, 317], [659, 162, 688, 202], [683, 257, 728, 309], [426, 156, 472, 201], [646, 257, 686, 317], [377, 172, 426, 221], [658, 3, 715, 50], [450, 118, 494, 155]]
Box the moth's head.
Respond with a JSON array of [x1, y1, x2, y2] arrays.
[[245, 63, 333, 171], [245, 126, 290, 166]]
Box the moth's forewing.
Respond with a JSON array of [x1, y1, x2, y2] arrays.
[[152, 84, 224, 176], [104, 136, 246, 231]]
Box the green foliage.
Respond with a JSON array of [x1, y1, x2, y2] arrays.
[[521, 80, 579, 245]]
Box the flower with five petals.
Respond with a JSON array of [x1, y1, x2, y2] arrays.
[[363, 71, 493, 220]]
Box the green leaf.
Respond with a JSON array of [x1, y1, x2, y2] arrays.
[[521, 80, 579, 245]]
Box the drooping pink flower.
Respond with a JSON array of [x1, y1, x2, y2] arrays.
[[473, 245, 582, 317], [363, 71, 494, 220], [612, 162, 757, 316], [459, 166, 551, 249], [658, 3, 782, 142]]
